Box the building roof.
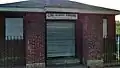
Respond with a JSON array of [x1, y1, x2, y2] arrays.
[[0, 1, 44, 8], [0, 0, 120, 14]]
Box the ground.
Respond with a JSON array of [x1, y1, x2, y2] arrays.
[[47, 66, 120, 68], [47, 64, 87, 68], [0, 64, 119, 68], [105, 66, 120, 68]]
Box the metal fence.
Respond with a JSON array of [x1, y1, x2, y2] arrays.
[[115, 34, 120, 64], [0, 36, 25, 68], [103, 35, 120, 65]]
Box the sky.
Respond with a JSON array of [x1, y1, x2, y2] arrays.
[[0, 0, 120, 21], [71, 0, 120, 21]]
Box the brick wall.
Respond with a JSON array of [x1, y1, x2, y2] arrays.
[[24, 13, 45, 65], [77, 14, 116, 65], [107, 15, 115, 39], [77, 14, 103, 62]]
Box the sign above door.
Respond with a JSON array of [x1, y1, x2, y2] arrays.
[[46, 13, 78, 20]]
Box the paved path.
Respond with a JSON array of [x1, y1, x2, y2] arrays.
[[104, 67, 120, 68], [47, 64, 87, 68], [0, 65, 120, 68], [47, 64, 120, 68], [0, 66, 25, 68]]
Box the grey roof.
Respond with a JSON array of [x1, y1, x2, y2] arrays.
[[0, 1, 45, 8], [0, 0, 119, 12]]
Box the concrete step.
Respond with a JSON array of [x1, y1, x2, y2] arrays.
[[47, 58, 80, 65]]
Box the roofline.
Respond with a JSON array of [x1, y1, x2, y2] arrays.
[[45, 7, 120, 15], [0, 7, 120, 15], [0, 7, 45, 12]]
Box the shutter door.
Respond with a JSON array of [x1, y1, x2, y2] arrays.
[[47, 21, 75, 57]]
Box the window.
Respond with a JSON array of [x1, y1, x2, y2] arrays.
[[5, 18, 23, 40], [47, 21, 75, 57], [103, 19, 107, 38]]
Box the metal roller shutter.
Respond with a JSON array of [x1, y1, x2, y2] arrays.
[[47, 21, 75, 57]]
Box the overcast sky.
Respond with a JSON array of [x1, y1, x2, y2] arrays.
[[0, 0, 120, 20], [71, 0, 120, 21]]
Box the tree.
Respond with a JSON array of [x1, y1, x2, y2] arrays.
[[116, 20, 120, 35]]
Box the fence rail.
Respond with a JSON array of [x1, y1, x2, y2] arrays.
[[6, 36, 23, 40]]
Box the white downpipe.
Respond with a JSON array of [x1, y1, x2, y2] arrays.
[[117, 36, 120, 60]]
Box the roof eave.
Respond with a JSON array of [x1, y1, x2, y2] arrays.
[[0, 7, 119, 15], [45, 7, 120, 15]]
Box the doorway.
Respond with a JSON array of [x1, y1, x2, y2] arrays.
[[46, 21, 76, 65]]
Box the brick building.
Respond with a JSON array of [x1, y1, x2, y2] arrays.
[[0, 0, 119, 68]]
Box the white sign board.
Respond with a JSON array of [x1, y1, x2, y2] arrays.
[[46, 13, 78, 20]]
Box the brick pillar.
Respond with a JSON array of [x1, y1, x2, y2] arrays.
[[79, 14, 103, 67], [76, 14, 83, 64], [0, 14, 5, 66], [24, 13, 45, 68]]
